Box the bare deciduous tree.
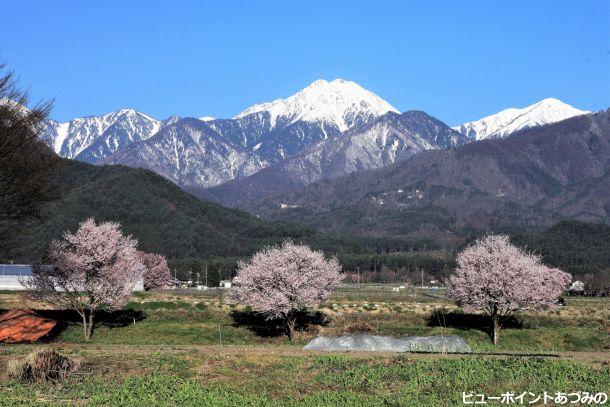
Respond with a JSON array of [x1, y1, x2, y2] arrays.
[[0, 64, 57, 222]]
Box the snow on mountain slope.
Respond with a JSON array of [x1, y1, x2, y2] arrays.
[[453, 98, 589, 141], [162, 115, 181, 126], [101, 77, 404, 191], [235, 79, 398, 132], [41, 109, 162, 162], [201, 111, 469, 206], [95, 79, 400, 189], [103, 118, 265, 188], [276, 111, 456, 184], [39, 85, 594, 201]]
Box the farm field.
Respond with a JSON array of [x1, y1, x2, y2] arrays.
[[0, 286, 608, 406], [1, 2, 608, 405]]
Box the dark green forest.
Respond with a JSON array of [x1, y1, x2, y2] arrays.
[[0, 159, 353, 261], [512, 220, 610, 279]]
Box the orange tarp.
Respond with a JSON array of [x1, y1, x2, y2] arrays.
[[0, 309, 57, 343]]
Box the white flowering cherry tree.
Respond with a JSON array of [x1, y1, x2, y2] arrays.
[[138, 251, 171, 290], [24, 218, 145, 340], [446, 235, 571, 345], [230, 241, 343, 341]]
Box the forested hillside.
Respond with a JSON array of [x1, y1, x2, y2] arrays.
[[513, 221, 610, 278], [1, 159, 355, 263]]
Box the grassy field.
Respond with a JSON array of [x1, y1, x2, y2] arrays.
[[0, 286, 608, 406]]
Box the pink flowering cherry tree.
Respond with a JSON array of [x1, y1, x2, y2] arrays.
[[23, 218, 145, 340], [230, 241, 343, 341], [138, 252, 172, 290], [446, 235, 571, 345]]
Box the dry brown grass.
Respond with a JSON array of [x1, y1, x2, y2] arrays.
[[7, 347, 81, 383]]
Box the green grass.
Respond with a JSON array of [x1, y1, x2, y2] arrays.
[[50, 300, 287, 346], [56, 321, 257, 346], [37, 303, 608, 352], [0, 291, 608, 406], [22, 294, 605, 352], [1, 355, 608, 406]]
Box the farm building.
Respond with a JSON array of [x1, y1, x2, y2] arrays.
[[0, 264, 144, 291], [219, 280, 232, 288], [569, 280, 585, 292], [0, 264, 33, 290]]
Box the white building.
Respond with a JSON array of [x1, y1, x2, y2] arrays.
[[569, 280, 585, 292], [0, 264, 32, 290], [0, 264, 144, 291]]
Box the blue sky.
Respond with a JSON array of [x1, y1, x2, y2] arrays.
[[2, 0, 608, 125]]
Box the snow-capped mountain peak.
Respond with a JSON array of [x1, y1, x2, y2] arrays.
[[234, 78, 398, 132], [453, 98, 589, 141], [41, 108, 162, 161]]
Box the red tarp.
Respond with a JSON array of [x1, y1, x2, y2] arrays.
[[0, 309, 57, 343]]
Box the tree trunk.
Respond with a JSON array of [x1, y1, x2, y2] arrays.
[[491, 313, 500, 345], [81, 312, 88, 340], [84, 310, 94, 341], [285, 315, 296, 342]]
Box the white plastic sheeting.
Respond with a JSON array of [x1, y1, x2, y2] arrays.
[[304, 334, 471, 353]]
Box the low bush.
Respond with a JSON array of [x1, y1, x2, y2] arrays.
[[345, 320, 374, 334]]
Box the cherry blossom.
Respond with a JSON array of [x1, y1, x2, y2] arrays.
[[446, 235, 571, 344], [230, 241, 343, 340], [138, 252, 171, 290], [24, 218, 144, 340]]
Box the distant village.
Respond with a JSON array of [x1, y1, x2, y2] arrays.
[[2, 263, 605, 297]]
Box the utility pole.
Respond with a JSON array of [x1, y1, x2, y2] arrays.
[[421, 268, 424, 289], [205, 266, 208, 287], [357, 266, 360, 301]]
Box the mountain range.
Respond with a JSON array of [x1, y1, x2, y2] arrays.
[[249, 110, 610, 238], [9, 152, 607, 282], [40, 109, 163, 163], [38, 79, 590, 194], [199, 110, 469, 206], [11, 80, 607, 276]]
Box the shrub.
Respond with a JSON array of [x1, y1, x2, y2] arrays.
[[307, 324, 323, 335], [345, 320, 374, 334]]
